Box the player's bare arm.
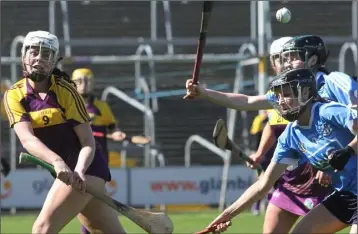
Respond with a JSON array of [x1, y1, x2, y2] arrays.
[[207, 162, 288, 231], [13, 121, 74, 185], [108, 122, 127, 141], [14, 121, 63, 164], [247, 123, 276, 169], [185, 79, 271, 111], [73, 123, 96, 173]]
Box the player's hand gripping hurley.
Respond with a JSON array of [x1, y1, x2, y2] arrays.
[[212, 119, 264, 174], [92, 131, 152, 145], [183, 1, 213, 100], [195, 221, 232, 234], [195, 119, 263, 233], [19, 152, 173, 234]]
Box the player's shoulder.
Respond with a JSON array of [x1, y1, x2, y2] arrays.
[[324, 71, 353, 84], [54, 76, 76, 90], [319, 101, 346, 110], [277, 121, 294, 144], [53, 76, 79, 96], [91, 98, 113, 114], [328, 71, 351, 78], [93, 98, 108, 106], [93, 98, 111, 109], [318, 101, 347, 117], [8, 79, 25, 91], [5, 78, 26, 99], [283, 121, 294, 134]]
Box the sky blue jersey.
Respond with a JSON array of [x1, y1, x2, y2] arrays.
[[272, 102, 357, 194], [266, 71, 357, 106], [316, 71, 357, 106]]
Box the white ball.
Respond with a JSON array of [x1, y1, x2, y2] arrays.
[[276, 7, 291, 24]]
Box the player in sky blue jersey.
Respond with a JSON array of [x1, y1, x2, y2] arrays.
[[185, 35, 357, 110], [269, 35, 357, 107], [204, 68, 357, 234], [248, 37, 333, 234]]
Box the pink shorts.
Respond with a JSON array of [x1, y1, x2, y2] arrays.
[[269, 187, 327, 216]]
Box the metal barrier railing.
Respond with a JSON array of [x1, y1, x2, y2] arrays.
[[338, 42, 358, 74], [184, 135, 229, 167], [101, 86, 156, 168], [184, 135, 231, 211], [135, 45, 158, 112], [49, 1, 72, 59]]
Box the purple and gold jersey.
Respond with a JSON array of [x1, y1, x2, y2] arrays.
[[267, 109, 288, 138], [1, 80, 11, 120], [3, 76, 110, 181], [259, 109, 289, 170], [86, 95, 116, 158]]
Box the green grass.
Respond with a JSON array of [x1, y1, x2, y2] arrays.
[[1, 211, 352, 233]]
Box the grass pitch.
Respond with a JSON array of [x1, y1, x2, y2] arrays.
[[1, 211, 351, 233]]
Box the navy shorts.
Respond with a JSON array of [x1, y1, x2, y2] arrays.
[[322, 190, 357, 225], [65, 142, 111, 182]]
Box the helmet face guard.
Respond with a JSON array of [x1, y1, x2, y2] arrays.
[[280, 35, 329, 73], [21, 31, 59, 83], [270, 81, 309, 121], [23, 44, 56, 82], [279, 48, 310, 72], [270, 68, 316, 122], [269, 37, 294, 74], [269, 53, 282, 74]]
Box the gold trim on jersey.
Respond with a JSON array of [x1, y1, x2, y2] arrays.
[[56, 79, 90, 122]]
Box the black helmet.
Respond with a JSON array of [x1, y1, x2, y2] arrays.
[[281, 35, 329, 71], [270, 68, 317, 122]]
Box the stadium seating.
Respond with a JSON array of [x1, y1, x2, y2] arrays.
[[0, 1, 354, 166]]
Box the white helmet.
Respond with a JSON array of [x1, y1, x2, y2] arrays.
[[269, 37, 293, 74], [270, 37, 293, 55], [21, 30, 59, 82]]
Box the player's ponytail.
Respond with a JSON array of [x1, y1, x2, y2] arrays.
[[316, 66, 330, 75], [51, 57, 77, 88], [313, 95, 330, 104]]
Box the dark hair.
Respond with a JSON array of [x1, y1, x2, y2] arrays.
[[51, 57, 77, 88], [316, 66, 330, 75], [313, 95, 331, 103], [52, 68, 77, 88]]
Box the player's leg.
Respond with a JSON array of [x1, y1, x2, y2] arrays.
[[350, 224, 357, 234], [32, 178, 92, 233], [263, 202, 299, 233], [264, 185, 323, 234], [77, 175, 126, 233], [291, 203, 348, 233], [291, 191, 355, 233]]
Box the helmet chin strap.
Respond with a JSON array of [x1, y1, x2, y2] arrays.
[[282, 96, 314, 122], [282, 105, 307, 122], [29, 72, 48, 82], [25, 57, 61, 83]]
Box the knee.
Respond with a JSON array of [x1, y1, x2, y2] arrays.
[[32, 217, 51, 234]]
